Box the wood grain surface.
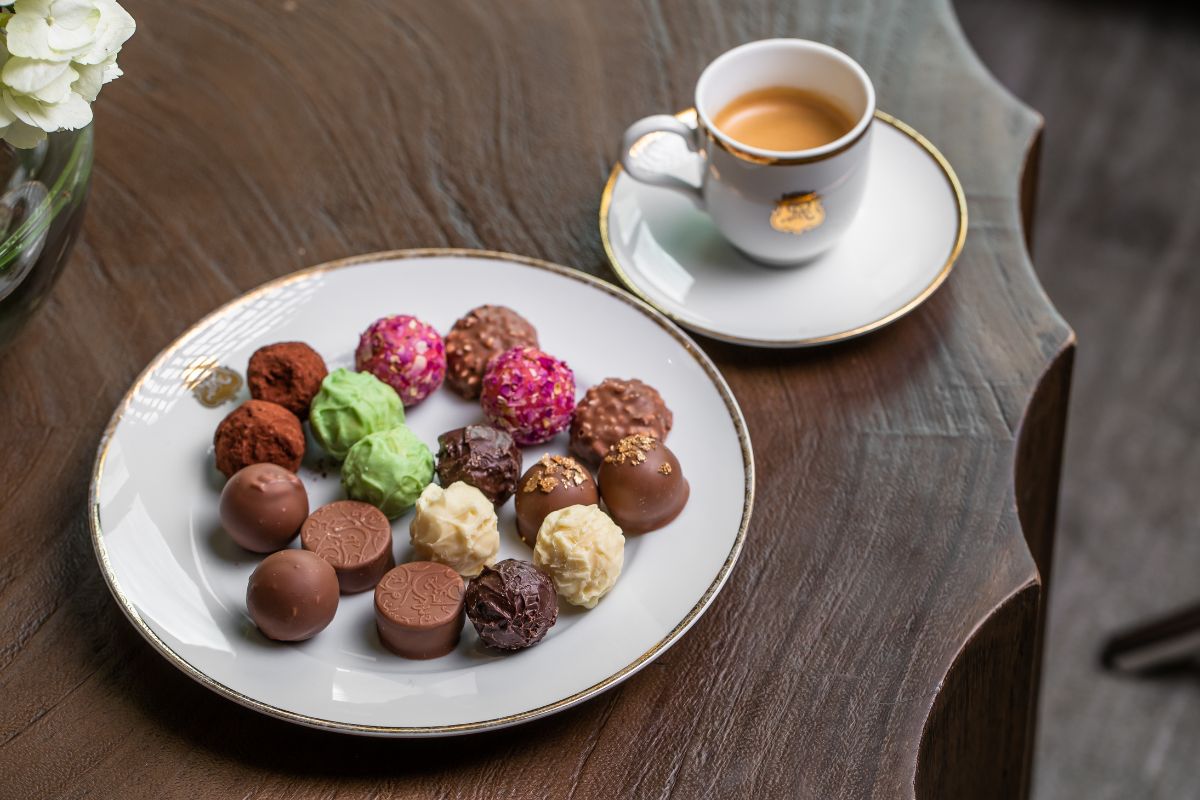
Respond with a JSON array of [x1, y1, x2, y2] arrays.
[[955, 2, 1200, 797], [0, 1, 1072, 798]]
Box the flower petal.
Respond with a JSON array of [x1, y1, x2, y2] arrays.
[[2, 57, 77, 102]]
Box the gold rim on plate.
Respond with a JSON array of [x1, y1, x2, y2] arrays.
[[599, 110, 969, 348], [88, 248, 756, 737]]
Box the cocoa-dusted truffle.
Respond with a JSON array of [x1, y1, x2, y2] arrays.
[[465, 559, 558, 650], [374, 562, 465, 659], [570, 378, 673, 467], [220, 463, 309, 553], [598, 434, 689, 534], [514, 454, 599, 546], [301, 501, 394, 593], [246, 549, 339, 642], [246, 341, 328, 419], [436, 425, 522, 505], [445, 305, 538, 398], [213, 399, 305, 479]]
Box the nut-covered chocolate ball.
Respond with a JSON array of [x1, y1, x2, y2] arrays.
[[213, 399, 306, 478], [246, 549, 339, 642], [247, 341, 328, 419], [465, 559, 558, 650], [445, 305, 538, 398], [514, 454, 598, 546], [570, 378, 673, 467], [220, 463, 309, 553], [598, 434, 689, 534], [436, 425, 522, 506]]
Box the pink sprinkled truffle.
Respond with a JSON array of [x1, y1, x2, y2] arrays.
[[480, 346, 575, 446], [355, 315, 446, 407]]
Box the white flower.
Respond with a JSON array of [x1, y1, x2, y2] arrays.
[[0, 0, 132, 147], [6, 0, 134, 65]]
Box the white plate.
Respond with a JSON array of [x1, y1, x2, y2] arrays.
[[600, 111, 967, 347], [89, 250, 754, 737]]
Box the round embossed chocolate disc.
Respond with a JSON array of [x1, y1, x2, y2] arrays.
[[301, 501, 394, 594], [374, 562, 465, 659]]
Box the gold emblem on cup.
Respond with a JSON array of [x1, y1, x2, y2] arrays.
[[770, 192, 825, 234]]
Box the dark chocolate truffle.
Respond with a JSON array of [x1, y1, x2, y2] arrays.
[[514, 454, 599, 546], [213, 399, 305, 478], [247, 341, 328, 419], [246, 549, 339, 642], [436, 425, 522, 505], [219, 463, 309, 553], [301, 501, 394, 593], [570, 378, 673, 467], [444, 305, 538, 398], [465, 559, 558, 650], [374, 562, 465, 659], [597, 434, 689, 534]]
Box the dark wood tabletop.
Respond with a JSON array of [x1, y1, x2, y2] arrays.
[[0, 1, 1074, 797]]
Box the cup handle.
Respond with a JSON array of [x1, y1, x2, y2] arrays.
[[619, 115, 704, 206]]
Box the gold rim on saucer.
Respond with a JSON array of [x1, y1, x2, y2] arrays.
[[599, 110, 969, 348], [88, 249, 755, 736]]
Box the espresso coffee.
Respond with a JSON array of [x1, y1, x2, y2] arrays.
[[713, 87, 855, 151]]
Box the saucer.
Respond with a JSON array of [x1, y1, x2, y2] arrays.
[[600, 111, 967, 347]]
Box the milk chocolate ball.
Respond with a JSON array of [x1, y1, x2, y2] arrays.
[[514, 454, 598, 546], [597, 434, 689, 534], [246, 549, 339, 642], [219, 463, 309, 553]]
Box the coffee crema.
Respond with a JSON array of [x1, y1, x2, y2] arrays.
[[713, 86, 855, 152]]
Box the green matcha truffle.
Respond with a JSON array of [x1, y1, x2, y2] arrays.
[[342, 425, 434, 518], [309, 368, 404, 459]]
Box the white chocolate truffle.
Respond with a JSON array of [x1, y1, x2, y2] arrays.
[[533, 504, 624, 608], [409, 481, 499, 577]]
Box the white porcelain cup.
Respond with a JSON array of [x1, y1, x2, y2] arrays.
[[620, 39, 876, 265]]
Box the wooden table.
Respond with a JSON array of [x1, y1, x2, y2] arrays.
[[0, 1, 1073, 797]]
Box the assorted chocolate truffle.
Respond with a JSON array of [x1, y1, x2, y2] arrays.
[[219, 463, 309, 553], [570, 378, 673, 467], [514, 454, 599, 546], [480, 346, 575, 446], [598, 434, 689, 534], [410, 482, 500, 577], [213, 399, 305, 478], [533, 504, 625, 608], [355, 315, 446, 407], [445, 305, 539, 399], [309, 368, 405, 460], [436, 425, 522, 505], [301, 501, 394, 593], [246, 549, 339, 642], [246, 341, 328, 419], [465, 559, 558, 650], [374, 562, 465, 659], [342, 424, 434, 518], [209, 303, 697, 663]]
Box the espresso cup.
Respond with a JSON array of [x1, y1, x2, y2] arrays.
[[619, 39, 876, 265]]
